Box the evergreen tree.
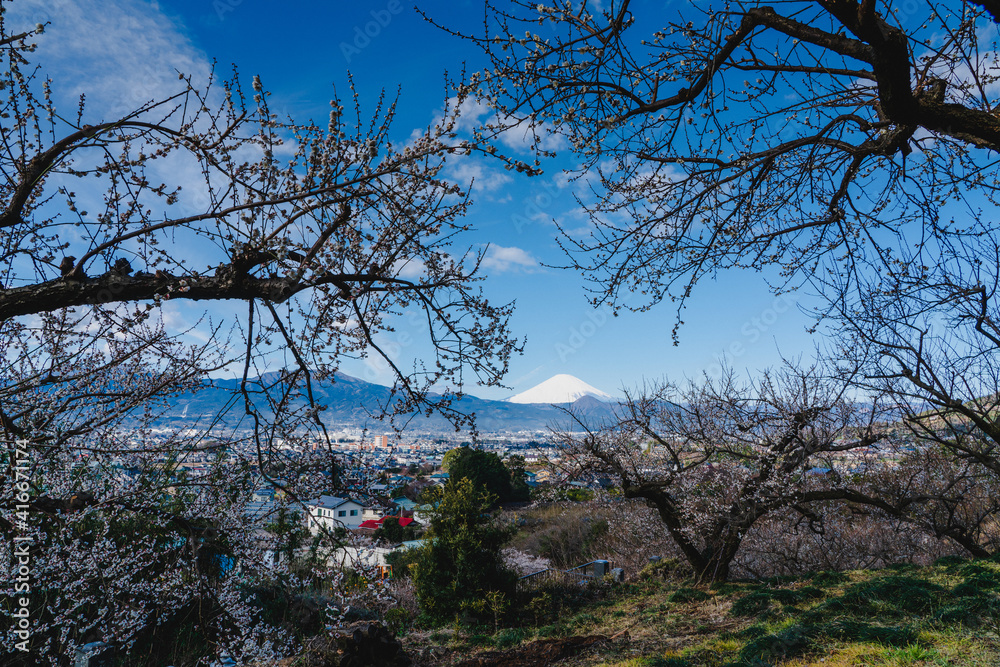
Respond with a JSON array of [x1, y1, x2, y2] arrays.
[[505, 454, 531, 502], [411, 478, 517, 623], [445, 446, 513, 504]]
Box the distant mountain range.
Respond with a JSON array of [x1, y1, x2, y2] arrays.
[[148, 373, 621, 433]]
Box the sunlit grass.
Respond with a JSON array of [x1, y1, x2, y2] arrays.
[[407, 558, 1000, 666]]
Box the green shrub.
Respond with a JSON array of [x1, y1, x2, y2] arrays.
[[411, 479, 518, 624], [385, 547, 421, 579], [563, 487, 594, 502], [535, 624, 560, 638], [524, 591, 555, 626], [383, 607, 411, 634], [445, 446, 518, 503], [373, 517, 419, 544]]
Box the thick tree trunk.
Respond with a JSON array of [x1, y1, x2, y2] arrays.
[[942, 530, 991, 560], [692, 535, 744, 584], [632, 487, 746, 583]]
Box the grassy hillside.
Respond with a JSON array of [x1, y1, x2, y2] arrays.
[[400, 557, 1000, 666]]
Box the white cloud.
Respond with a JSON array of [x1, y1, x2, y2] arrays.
[[8, 0, 212, 118], [446, 160, 514, 192], [6, 0, 227, 264], [428, 96, 565, 156], [393, 258, 426, 280], [480, 245, 540, 273], [497, 117, 566, 154], [452, 96, 493, 134]]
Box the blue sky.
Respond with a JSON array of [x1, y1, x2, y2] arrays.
[[14, 0, 821, 400]]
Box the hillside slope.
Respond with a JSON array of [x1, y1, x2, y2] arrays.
[[398, 558, 1000, 666]]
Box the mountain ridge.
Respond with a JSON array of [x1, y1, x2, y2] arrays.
[[147, 371, 619, 433]]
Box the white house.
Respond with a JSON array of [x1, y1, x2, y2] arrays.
[[329, 539, 427, 571], [305, 495, 368, 533]]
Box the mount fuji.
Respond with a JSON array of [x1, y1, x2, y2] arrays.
[[507, 374, 613, 405]]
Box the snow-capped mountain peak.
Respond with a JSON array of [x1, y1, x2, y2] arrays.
[[507, 374, 612, 404]]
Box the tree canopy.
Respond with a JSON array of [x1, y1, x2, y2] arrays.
[[0, 12, 521, 664], [558, 363, 893, 581], [452, 0, 1000, 339], [444, 445, 529, 503]]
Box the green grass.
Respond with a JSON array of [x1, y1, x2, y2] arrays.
[[811, 570, 849, 587], [669, 587, 711, 604], [492, 627, 526, 648], [599, 658, 692, 667], [933, 555, 967, 569], [404, 559, 1000, 666], [831, 575, 946, 617]]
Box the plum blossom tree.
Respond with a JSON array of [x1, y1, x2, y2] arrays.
[[559, 360, 1000, 582], [444, 0, 1000, 571], [833, 232, 1000, 480], [556, 364, 890, 582], [825, 236, 1000, 558], [0, 10, 521, 666]]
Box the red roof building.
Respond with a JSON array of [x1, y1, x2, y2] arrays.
[[357, 516, 415, 532]]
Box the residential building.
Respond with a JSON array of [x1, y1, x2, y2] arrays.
[[305, 495, 367, 532]]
